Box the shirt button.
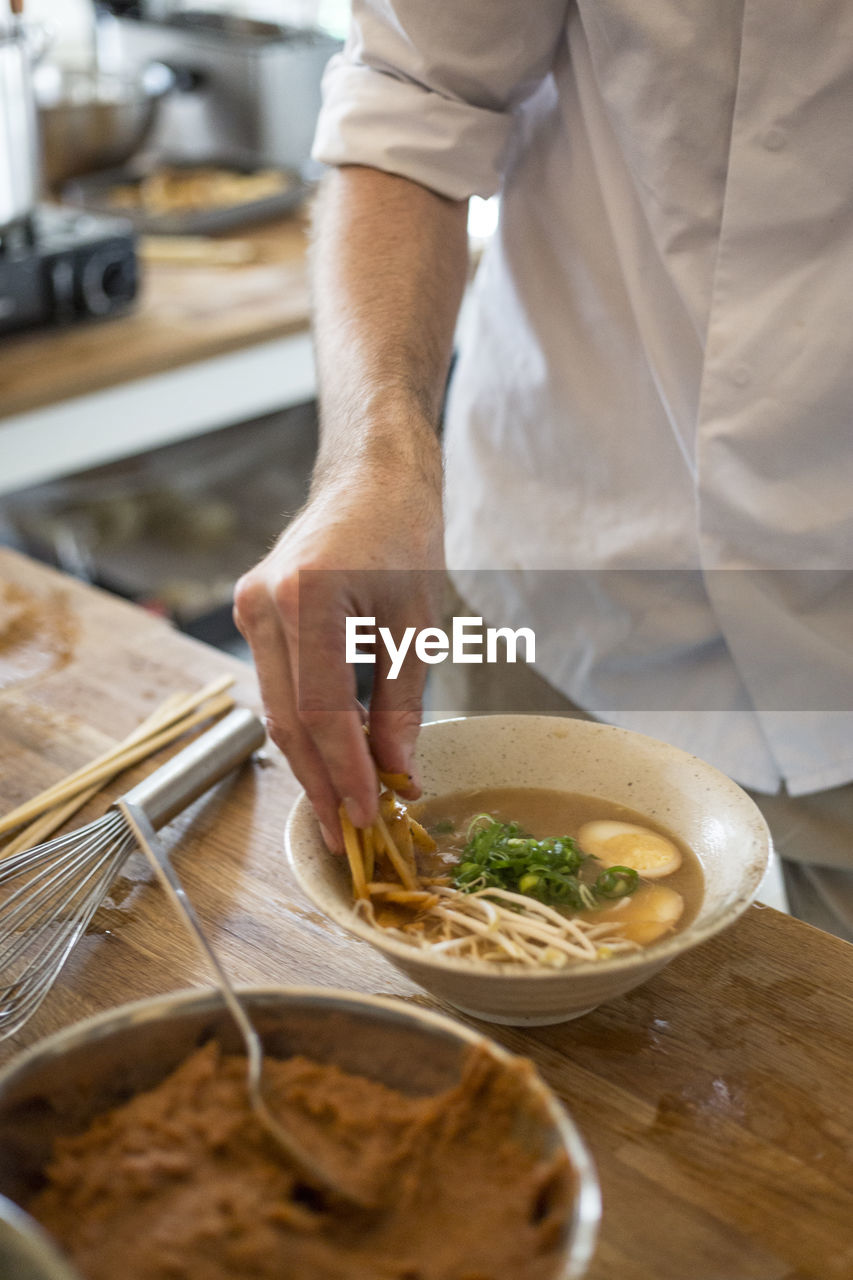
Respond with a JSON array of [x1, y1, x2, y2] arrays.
[[762, 127, 786, 151], [732, 364, 752, 387]]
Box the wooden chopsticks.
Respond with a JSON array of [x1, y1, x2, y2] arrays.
[[0, 675, 236, 856]]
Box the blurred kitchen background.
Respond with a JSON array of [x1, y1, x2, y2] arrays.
[[0, 0, 495, 659]]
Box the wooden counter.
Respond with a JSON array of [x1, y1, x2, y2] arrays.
[[1, 548, 852, 1280], [0, 212, 312, 420]]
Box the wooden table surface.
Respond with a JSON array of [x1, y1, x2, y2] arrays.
[[0, 211, 312, 420], [1, 547, 852, 1280]]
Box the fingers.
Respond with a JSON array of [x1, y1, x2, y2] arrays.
[[234, 560, 379, 844], [235, 537, 442, 846], [233, 566, 353, 851], [368, 569, 444, 796], [276, 567, 380, 829], [368, 652, 426, 799]]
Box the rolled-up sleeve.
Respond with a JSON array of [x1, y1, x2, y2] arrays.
[[312, 1, 570, 200]]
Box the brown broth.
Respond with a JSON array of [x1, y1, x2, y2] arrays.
[[414, 786, 704, 942]]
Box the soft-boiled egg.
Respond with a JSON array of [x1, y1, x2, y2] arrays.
[[578, 820, 682, 878], [599, 883, 685, 945]]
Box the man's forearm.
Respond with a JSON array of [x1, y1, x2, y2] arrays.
[[310, 165, 470, 490]]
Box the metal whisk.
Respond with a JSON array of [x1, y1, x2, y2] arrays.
[[0, 707, 266, 1041]]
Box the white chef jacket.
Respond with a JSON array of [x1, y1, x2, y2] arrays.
[[312, 0, 853, 797]]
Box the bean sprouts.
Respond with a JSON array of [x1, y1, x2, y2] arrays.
[[355, 883, 640, 968]]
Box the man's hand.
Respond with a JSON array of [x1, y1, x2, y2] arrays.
[[233, 451, 444, 852]]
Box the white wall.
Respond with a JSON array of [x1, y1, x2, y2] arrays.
[[25, 0, 95, 65]]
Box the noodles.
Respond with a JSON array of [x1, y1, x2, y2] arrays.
[[339, 781, 643, 968]]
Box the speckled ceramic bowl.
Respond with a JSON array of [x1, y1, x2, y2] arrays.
[[0, 987, 600, 1280], [285, 715, 771, 1025]]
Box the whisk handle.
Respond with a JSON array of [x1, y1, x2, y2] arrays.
[[120, 707, 267, 830]]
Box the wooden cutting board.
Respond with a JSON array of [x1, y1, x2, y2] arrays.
[[1, 547, 852, 1280]]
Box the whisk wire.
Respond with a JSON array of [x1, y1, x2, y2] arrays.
[[0, 818, 131, 955], [0, 824, 137, 1038], [4, 846, 127, 984], [0, 832, 134, 973], [0, 828, 89, 879]]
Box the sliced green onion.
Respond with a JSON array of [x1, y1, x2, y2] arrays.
[[595, 866, 640, 899], [448, 815, 635, 910]]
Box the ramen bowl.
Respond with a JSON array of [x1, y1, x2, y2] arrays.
[[285, 715, 771, 1025], [0, 986, 600, 1280]]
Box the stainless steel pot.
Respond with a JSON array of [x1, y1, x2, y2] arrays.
[[0, 23, 42, 226], [0, 1195, 79, 1280]]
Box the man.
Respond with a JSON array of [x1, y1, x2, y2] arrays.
[[234, 2, 853, 938]]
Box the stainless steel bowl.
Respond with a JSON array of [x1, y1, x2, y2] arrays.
[[36, 62, 174, 188], [0, 987, 601, 1279], [0, 1194, 79, 1280]]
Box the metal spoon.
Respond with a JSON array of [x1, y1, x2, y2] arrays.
[[117, 799, 364, 1208]]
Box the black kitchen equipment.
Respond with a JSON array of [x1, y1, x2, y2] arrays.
[[0, 0, 139, 336], [0, 205, 138, 337]]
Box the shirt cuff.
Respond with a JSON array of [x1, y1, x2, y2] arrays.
[[312, 55, 514, 201]]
